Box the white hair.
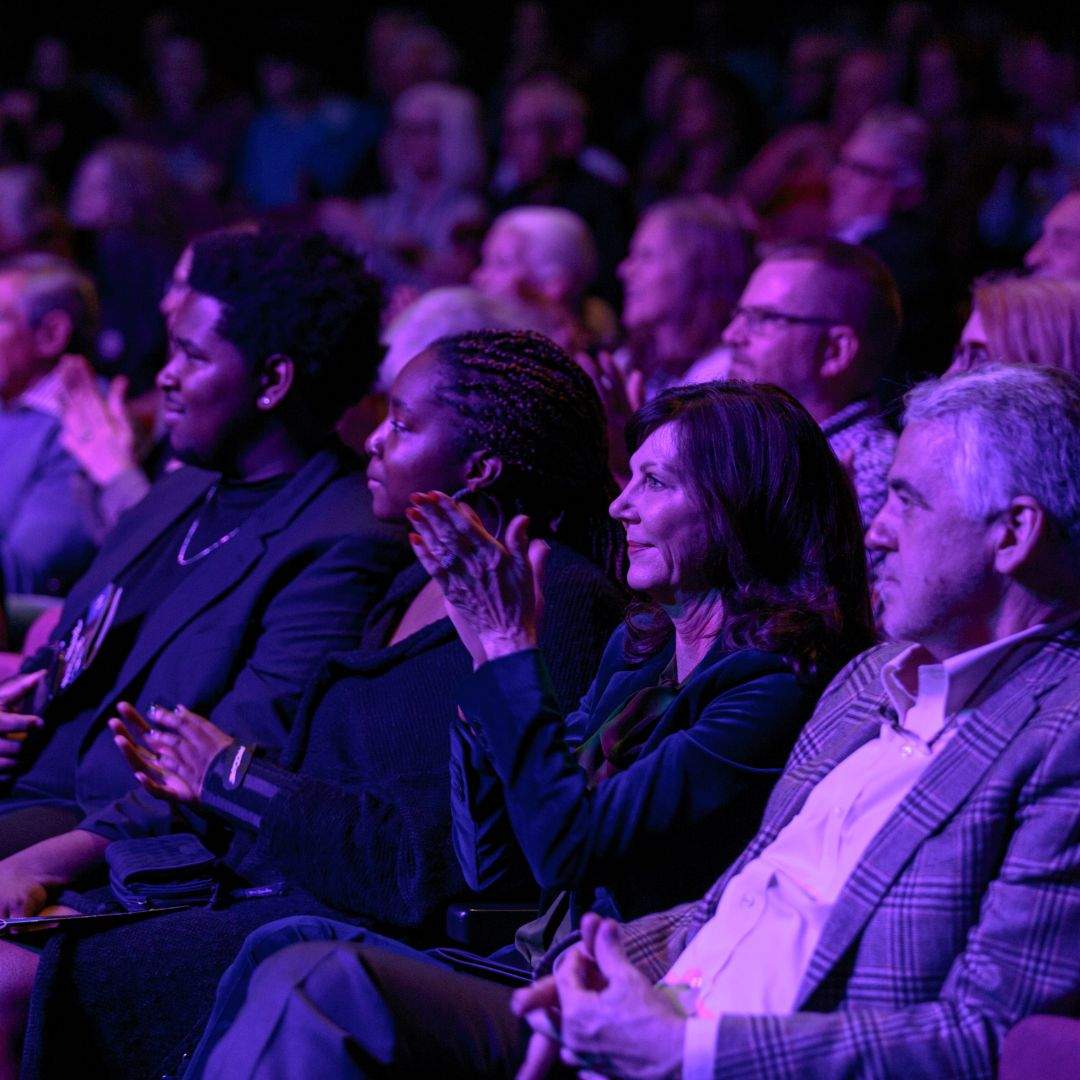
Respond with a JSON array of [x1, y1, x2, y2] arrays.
[[378, 285, 559, 389], [488, 207, 598, 300], [389, 82, 485, 192], [904, 364, 1080, 550]]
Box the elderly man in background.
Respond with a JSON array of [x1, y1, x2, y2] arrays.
[[208, 364, 1080, 1080], [472, 206, 613, 353], [722, 239, 899, 533], [0, 253, 100, 595]]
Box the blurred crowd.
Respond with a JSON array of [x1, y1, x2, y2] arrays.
[[0, 4, 1074, 394]]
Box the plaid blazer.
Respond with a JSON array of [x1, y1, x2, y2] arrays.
[[609, 624, 1080, 1079]]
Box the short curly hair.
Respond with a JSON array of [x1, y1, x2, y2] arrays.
[[186, 228, 383, 445]]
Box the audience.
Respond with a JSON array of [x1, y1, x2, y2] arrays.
[[0, 12, 1075, 1079], [202, 363, 1080, 1080], [180, 377, 876, 1076], [20, 331, 626, 1079], [0, 253, 100, 594]]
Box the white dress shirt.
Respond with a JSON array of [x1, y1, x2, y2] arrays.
[[666, 619, 1070, 1080]]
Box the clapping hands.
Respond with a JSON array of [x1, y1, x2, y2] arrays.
[[406, 492, 548, 668], [109, 702, 234, 804]]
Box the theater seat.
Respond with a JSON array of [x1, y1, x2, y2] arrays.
[[1000, 1014, 1080, 1079]]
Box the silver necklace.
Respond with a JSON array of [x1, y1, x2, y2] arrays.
[[176, 483, 240, 567]]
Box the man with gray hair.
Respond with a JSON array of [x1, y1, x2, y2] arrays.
[[210, 364, 1080, 1080], [472, 207, 609, 353], [0, 253, 100, 593]]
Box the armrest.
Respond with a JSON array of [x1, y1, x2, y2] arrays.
[[445, 902, 538, 953]]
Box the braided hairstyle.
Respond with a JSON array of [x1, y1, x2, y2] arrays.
[[426, 330, 624, 578]]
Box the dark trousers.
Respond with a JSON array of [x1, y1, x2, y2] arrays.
[[202, 935, 533, 1079]]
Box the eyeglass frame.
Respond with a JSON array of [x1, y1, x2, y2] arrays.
[[728, 304, 841, 335]]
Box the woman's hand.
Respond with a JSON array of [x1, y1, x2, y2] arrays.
[[406, 492, 549, 665], [57, 354, 139, 487], [109, 702, 234, 804]]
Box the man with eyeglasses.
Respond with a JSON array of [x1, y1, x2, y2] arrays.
[[721, 238, 899, 535], [828, 105, 951, 382]]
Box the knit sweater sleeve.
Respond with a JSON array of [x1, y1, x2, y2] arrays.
[[200, 549, 625, 927]]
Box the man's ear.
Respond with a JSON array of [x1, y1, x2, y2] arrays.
[[256, 353, 295, 411], [463, 449, 503, 493], [33, 309, 75, 360], [992, 496, 1045, 576], [819, 324, 860, 380]]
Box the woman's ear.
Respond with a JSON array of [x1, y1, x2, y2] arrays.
[[463, 450, 503, 493], [257, 353, 295, 411]]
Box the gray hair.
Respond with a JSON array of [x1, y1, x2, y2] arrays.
[[0, 252, 99, 355], [488, 206, 598, 299], [378, 285, 559, 390], [904, 364, 1080, 550]]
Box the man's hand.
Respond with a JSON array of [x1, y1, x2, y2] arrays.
[[0, 670, 46, 778], [513, 914, 685, 1080]]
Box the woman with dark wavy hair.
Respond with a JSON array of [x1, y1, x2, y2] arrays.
[[190, 380, 875, 1079]]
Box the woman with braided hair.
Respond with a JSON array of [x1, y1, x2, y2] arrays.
[[23, 331, 627, 1080]]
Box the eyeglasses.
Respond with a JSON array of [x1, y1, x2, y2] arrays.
[[950, 340, 991, 372], [729, 304, 838, 335]]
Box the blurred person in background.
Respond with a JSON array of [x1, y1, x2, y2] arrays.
[[619, 195, 753, 394], [0, 165, 70, 260], [127, 27, 251, 208], [493, 74, 631, 299], [638, 62, 762, 207], [237, 34, 382, 211], [740, 44, 895, 242], [472, 206, 614, 353], [0, 254, 100, 595], [0, 36, 117, 191], [68, 140, 183, 395], [318, 83, 488, 293], [829, 105, 951, 383], [949, 276, 1080, 377], [1024, 190, 1080, 281]]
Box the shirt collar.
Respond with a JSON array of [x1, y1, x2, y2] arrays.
[[881, 611, 1080, 727], [819, 396, 878, 438]]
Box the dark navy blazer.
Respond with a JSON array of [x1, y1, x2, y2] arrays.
[[2, 447, 406, 839], [452, 624, 819, 921]]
